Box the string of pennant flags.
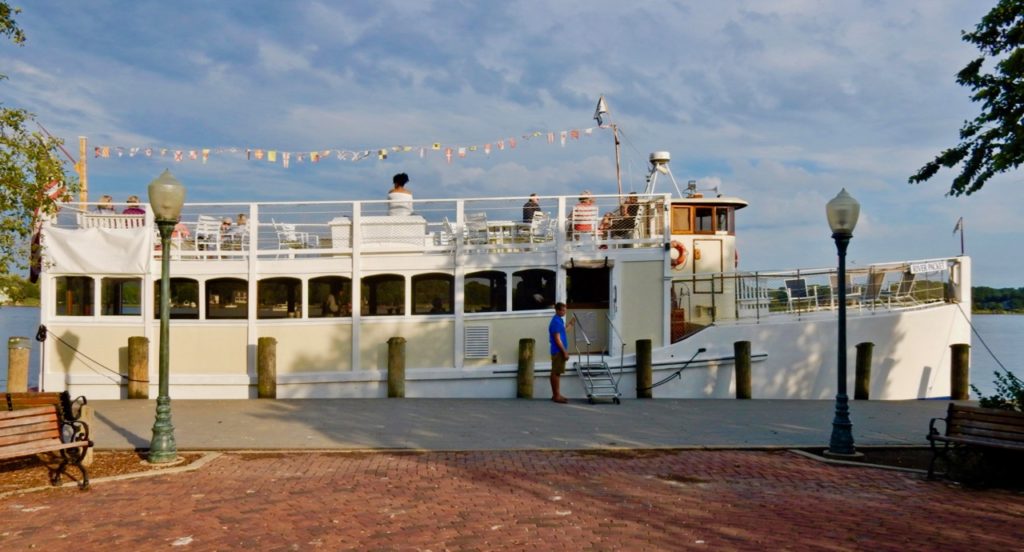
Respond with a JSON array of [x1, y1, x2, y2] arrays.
[[92, 126, 606, 169]]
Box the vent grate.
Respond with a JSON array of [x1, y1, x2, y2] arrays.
[[464, 326, 491, 358]]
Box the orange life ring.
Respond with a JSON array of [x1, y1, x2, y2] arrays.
[[670, 240, 687, 269]]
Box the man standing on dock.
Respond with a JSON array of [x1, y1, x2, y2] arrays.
[[549, 302, 574, 403]]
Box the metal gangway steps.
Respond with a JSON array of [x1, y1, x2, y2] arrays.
[[571, 314, 622, 404]]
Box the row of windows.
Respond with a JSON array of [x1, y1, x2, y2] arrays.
[[671, 205, 734, 235], [54, 270, 558, 319]]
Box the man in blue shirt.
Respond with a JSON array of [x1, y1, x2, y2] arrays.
[[548, 302, 574, 403]]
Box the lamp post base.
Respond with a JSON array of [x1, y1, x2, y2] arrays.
[[148, 395, 177, 463], [827, 393, 857, 456]]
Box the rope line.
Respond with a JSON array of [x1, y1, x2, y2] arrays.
[[637, 348, 707, 392], [955, 304, 1010, 375], [36, 325, 149, 384]]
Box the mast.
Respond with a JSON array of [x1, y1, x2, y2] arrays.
[[594, 95, 623, 199], [77, 136, 88, 203]]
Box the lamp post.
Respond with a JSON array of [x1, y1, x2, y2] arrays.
[[825, 188, 860, 457], [147, 169, 186, 464]]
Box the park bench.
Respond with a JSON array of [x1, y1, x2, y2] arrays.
[[3, 391, 87, 423], [926, 403, 1024, 480], [0, 404, 93, 489]]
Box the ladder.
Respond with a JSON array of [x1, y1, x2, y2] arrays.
[[571, 313, 621, 404]]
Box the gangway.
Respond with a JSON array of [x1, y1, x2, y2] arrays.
[[571, 314, 621, 404]]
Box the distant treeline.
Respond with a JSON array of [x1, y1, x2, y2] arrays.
[[973, 286, 1024, 313]]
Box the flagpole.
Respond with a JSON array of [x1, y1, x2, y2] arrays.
[[960, 219, 965, 256]]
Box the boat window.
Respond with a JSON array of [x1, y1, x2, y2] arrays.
[[465, 271, 506, 313], [55, 276, 94, 316], [412, 273, 453, 315], [101, 277, 141, 316], [309, 276, 352, 318], [512, 269, 555, 311], [715, 207, 730, 234], [566, 267, 610, 308], [695, 207, 714, 233], [258, 277, 302, 319], [154, 278, 199, 319], [361, 274, 404, 316], [671, 206, 691, 234], [206, 278, 248, 319]]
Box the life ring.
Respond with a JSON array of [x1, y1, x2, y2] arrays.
[[670, 240, 688, 269]]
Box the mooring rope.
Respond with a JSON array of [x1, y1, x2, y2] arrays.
[[955, 303, 1011, 376], [36, 324, 148, 384], [637, 347, 707, 391]]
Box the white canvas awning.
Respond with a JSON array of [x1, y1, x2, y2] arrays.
[[42, 226, 149, 274]]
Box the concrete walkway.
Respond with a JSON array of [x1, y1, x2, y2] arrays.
[[87, 398, 957, 451]]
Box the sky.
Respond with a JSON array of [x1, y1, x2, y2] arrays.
[[3, 1, 1021, 287]]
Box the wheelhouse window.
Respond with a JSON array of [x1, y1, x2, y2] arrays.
[[101, 277, 141, 316], [362, 274, 404, 316], [206, 278, 248, 319], [412, 273, 453, 315], [309, 276, 352, 318], [566, 267, 610, 308], [258, 277, 302, 319], [715, 207, 731, 234], [695, 207, 714, 233], [465, 271, 506, 313], [671, 206, 691, 234], [512, 269, 555, 311], [154, 278, 199, 319], [55, 276, 94, 316]]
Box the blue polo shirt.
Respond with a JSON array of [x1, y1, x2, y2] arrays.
[[549, 314, 567, 355]]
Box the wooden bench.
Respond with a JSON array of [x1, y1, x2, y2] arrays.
[[0, 405, 92, 489], [3, 391, 87, 423], [926, 403, 1024, 479]]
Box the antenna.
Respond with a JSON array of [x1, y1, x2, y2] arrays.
[[644, 151, 683, 197]]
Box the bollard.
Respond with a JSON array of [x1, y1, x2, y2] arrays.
[[387, 337, 406, 398], [734, 341, 751, 399], [636, 339, 652, 399], [517, 338, 535, 399], [257, 337, 277, 399], [950, 343, 970, 401], [6, 337, 30, 392], [854, 342, 874, 400], [127, 336, 149, 399]]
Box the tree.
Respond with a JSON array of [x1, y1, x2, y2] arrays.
[[1, 1, 76, 274], [910, 1, 1024, 196]]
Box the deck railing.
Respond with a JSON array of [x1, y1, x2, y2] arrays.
[[51, 193, 670, 259]]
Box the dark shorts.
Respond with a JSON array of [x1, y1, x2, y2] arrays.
[[551, 354, 566, 376]]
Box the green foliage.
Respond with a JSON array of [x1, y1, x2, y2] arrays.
[[0, 272, 38, 304], [971, 370, 1024, 412], [972, 286, 1024, 312], [909, 0, 1024, 195], [1, 1, 76, 274]]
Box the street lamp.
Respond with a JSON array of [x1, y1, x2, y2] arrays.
[[147, 169, 186, 464], [825, 188, 859, 457]]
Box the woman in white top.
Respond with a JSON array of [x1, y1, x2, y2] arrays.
[[387, 173, 413, 216]]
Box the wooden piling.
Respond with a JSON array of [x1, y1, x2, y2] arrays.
[[734, 341, 751, 399], [257, 337, 277, 399], [854, 342, 873, 400], [127, 336, 149, 399], [950, 343, 970, 401], [387, 337, 406, 398], [517, 338, 534, 398], [5, 337, 30, 392], [636, 339, 652, 399]]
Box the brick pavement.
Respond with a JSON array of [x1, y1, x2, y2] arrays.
[[2, 450, 1022, 550]]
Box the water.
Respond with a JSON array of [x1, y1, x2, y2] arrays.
[[0, 307, 1020, 396]]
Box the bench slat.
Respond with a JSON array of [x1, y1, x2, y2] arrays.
[[929, 434, 1024, 452], [0, 438, 85, 461], [951, 410, 1024, 428]]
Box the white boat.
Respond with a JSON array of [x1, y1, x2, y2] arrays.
[[36, 151, 972, 401]]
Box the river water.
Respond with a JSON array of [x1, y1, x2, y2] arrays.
[[0, 307, 1019, 396]]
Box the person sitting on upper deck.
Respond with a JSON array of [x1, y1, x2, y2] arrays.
[[522, 193, 540, 223], [122, 195, 145, 215], [96, 194, 116, 213], [387, 173, 413, 216], [571, 190, 598, 235]]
